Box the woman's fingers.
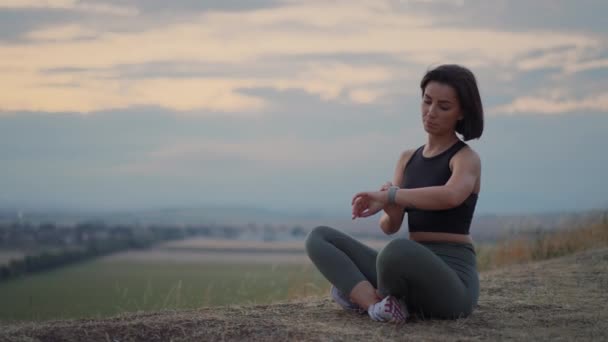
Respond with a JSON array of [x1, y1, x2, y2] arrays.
[[352, 199, 361, 219], [352, 192, 382, 219], [352, 192, 367, 205], [380, 181, 392, 191], [360, 204, 374, 218], [363, 205, 379, 217], [352, 196, 367, 219], [352, 198, 359, 219], [358, 199, 384, 218], [354, 197, 364, 213]]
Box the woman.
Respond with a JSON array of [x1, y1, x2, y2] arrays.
[[305, 64, 483, 323]]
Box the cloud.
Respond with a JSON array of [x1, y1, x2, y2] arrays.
[[110, 132, 398, 178], [406, 0, 608, 34], [25, 24, 97, 41], [0, 0, 138, 16], [83, 0, 282, 14], [349, 88, 382, 104], [0, 73, 268, 113], [0, 0, 602, 114], [491, 92, 608, 115], [564, 58, 608, 74], [0, 59, 394, 114], [514, 44, 608, 77], [1, 0, 77, 7]]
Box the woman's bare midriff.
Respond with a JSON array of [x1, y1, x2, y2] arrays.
[[409, 231, 473, 244]]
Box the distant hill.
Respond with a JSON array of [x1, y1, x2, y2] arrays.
[[2, 247, 607, 341]]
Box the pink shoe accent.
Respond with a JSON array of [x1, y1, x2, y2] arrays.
[[369, 296, 408, 323]]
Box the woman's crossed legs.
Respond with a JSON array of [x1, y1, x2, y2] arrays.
[[305, 225, 475, 322]]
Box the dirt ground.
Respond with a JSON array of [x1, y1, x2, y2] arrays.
[[1, 247, 607, 342]]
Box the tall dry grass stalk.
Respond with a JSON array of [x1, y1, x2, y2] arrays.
[[477, 222, 608, 271]]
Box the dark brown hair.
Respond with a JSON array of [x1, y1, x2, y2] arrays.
[[420, 64, 484, 140]]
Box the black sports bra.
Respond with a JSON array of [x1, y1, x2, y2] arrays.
[[402, 141, 477, 235]]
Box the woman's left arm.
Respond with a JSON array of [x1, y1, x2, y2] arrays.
[[393, 147, 480, 210], [352, 148, 480, 218]]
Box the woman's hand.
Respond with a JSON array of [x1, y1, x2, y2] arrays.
[[351, 191, 388, 219], [380, 181, 393, 192]]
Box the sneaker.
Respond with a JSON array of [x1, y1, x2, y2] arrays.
[[367, 296, 408, 323], [330, 285, 365, 314]]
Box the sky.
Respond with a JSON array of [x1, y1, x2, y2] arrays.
[[1, 0, 607, 216]]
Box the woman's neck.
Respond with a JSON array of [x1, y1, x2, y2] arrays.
[[425, 133, 460, 156]]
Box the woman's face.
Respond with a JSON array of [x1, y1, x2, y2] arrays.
[[421, 81, 463, 136]]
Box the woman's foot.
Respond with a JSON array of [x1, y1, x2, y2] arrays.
[[367, 296, 408, 323], [330, 286, 366, 314]]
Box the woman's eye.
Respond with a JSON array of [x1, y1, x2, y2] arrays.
[[440, 106, 450, 111]]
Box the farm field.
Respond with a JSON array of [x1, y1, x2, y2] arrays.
[[0, 258, 327, 321], [0, 238, 389, 321]]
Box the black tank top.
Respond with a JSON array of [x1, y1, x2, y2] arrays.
[[401, 140, 478, 235]]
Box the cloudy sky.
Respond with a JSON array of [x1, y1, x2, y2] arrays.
[[1, 0, 607, 216]]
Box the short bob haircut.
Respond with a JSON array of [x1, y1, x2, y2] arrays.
[[420, 64, 484, 141]]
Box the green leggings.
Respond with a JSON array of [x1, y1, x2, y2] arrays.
[[305, 225, 479, 319]]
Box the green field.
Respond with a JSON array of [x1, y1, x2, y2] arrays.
[[0, 238, 539, 322], [3, 218, 607, 324], [0, 258, 329, 322]]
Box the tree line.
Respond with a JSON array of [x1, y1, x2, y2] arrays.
[[0, 222, 231, 282], [0, 220, 309, 282]]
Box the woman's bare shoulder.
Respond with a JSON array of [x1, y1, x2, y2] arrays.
[[393, 148, 418, 188], [397, 148, 416, 170], [398, 148, 418, 166], [456, 144, 481, 163], [451, 144, 481, 172]]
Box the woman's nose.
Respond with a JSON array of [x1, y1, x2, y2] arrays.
[[426, 104, 437, 118]]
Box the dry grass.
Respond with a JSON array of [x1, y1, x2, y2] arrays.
[[2, 247, 607, 341], [477, 222, 608, 271]]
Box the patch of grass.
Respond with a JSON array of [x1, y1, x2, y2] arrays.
[[4, 222, 607, 322], [476, 222, 608, 271], [0, 259, 328, 322]]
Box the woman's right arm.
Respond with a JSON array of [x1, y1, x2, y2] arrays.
[[379, 149, 414, 235]]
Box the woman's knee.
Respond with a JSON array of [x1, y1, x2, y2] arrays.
[[377, 239, 422, 271], [305, 225, 336, 255]]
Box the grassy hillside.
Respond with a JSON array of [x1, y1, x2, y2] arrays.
[[0, 261, 326, 321], [477, 221, 608, 270], [2, 247, 607, 341], [1, 222, 606, 323]]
